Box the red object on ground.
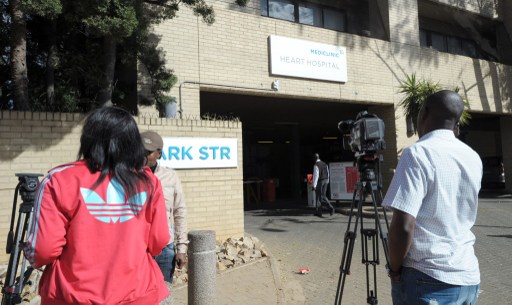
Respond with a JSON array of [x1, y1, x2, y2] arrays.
[[298, 267, 310, 274], [262, 178, 276, 203]]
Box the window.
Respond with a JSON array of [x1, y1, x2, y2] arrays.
[[447, 37, 462, 55], [298, 3, 322, 27], [430, 32, 446, 52], [324, 9, 345, 32], [461, 39, 477, 58], [269, 0, 295, 22], [262, 0, 345, 33], [420, 28, 480, 59]]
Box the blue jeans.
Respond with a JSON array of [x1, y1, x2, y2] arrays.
[[391, 267, 479, 305], [154, 243, 176, 283]]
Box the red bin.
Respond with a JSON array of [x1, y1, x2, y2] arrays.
[[262, 178, 276, 203]]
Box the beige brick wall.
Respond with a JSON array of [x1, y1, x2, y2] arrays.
[[389, 0, 420, 45], [0, 111, 243, 263]]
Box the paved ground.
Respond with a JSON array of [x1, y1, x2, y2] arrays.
[[170, 196, 512, 305], [168, 258, 279, 305]]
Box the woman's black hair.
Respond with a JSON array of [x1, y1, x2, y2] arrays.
[[78, 106, 152, 199]]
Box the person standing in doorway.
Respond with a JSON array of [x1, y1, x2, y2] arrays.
[[383, 90, 482, 304], [312, 153, 335, 217], [141, 131, 189, 283]]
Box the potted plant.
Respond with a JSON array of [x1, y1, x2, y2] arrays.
[[157, 95, 177, 118], [398, 73, 471, 136]]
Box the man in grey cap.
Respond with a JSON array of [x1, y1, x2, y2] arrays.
[[141, 130, 189, 283]]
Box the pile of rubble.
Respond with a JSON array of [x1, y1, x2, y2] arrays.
[[0, 265, 42, 304], [173, 234, 268, 286]]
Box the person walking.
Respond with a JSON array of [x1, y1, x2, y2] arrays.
[[383, 90, 482, 305], [141, 130, 189, 283], [312, 153, 335, 217], [23, 107, 170, 305]]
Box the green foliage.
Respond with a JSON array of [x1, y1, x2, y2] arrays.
[[398, 74, 441, 133], [192, 1, 215, 24], [22, 0, 62, 18], [80, 0, 138, 38], [139, 39, 177, 106], [398, 73, 471, 134], [1, 0, 247, 112], [453, 86, 471, 126], [0, 1, 10, 108]]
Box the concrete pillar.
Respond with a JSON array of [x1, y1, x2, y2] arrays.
[[188, 230, 216, 305], [388, 0, 420, 46]]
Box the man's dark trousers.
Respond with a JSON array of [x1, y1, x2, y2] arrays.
[[315, 179, 334, 215]]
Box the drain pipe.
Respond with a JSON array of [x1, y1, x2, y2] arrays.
[[178, 80, 280, 119]]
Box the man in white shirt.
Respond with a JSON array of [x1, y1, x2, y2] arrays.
[[312, 153, 335, 217], [383, 90, 482, 304]]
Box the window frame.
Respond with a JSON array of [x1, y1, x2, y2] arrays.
[[262, 0, 346, 33], [419, 28, 481, 59]]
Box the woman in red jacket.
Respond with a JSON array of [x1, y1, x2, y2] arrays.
[[24, 107, 170, 305]]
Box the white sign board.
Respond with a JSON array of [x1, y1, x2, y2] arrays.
[[329, 162, 359, 200], [159, 137, 238, 169], [269, 35, 347, 83]]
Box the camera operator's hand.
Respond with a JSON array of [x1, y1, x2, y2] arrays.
[[387, 266, 402, 283], [389, 273, 401, 283], [176, 253, 187, 269]]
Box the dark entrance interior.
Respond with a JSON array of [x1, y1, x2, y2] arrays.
[[460, 113, 505, 190], [200, 91, 367, 207]]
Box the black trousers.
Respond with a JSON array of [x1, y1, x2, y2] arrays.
[[315, 179, 333, 213]]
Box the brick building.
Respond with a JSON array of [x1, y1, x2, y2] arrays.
[[150, 0, 512, 199]]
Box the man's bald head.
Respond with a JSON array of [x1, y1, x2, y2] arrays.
[[417, 90, 464, 137]]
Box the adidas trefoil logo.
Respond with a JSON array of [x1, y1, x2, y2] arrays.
[[80, 178, 147, 224]]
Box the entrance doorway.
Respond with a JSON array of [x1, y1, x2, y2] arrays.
[[460, 113, 505, 190], [200, 92, 367, 207]]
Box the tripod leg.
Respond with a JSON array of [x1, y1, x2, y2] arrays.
[[334, 185, 364, 305], [369, 184, 390, 268], [2, 203, 32, 305], [361, 228, 379, 305], [360, 182, 392, 305]]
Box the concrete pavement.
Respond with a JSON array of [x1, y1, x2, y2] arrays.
[[169, 196, 512, 305]]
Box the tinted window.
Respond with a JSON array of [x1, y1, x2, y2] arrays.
[[431, 32, 446, 52], [262, 0, 268, 16], [447, 37, 462, 55], [420, 29, 427, 47], [461, 39, 477, 57], [262, 0, 346, 33], [324, 9, 345, 32], [269, 0, 295, 22], [299, 3, 322, 27]]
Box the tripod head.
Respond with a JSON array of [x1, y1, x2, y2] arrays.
[[7, 174, 42, 255], [355, 154, 382, 188], [15, 173, 41, 202]]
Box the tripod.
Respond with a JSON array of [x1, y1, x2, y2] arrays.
[[334, 155, 391, 305], [2, 173, 42, 305]]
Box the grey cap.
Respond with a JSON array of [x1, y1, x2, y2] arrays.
[[140, 131, 163, 151]]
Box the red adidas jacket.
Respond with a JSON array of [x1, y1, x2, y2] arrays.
[[24, 160, 170, 305]]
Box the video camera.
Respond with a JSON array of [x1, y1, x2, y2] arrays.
[[338, 111, 386, 155]]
